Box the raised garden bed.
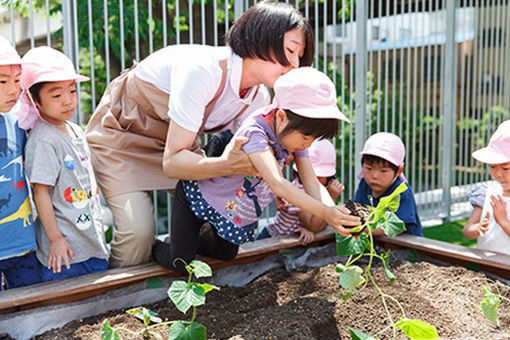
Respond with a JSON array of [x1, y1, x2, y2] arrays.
[[34, 258, 510, 340]]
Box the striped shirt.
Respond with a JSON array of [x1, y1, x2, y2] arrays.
[[265, 179, 303, 237]]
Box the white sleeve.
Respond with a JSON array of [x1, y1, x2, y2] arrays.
[[168, 63, 222, 133], [231, 85, 271, 132]]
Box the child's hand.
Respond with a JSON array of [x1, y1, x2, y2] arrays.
[[324, 205, 361, 237], [326, 179, 344, 201], [490, 195, 510, 229], [48, 238, 75, 273], [296, 227, 315, 245], [274, 197, 289, 211]]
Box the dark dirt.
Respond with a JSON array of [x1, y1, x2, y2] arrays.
[[34, 259, 510, 340], [344, 200, 371, 236]]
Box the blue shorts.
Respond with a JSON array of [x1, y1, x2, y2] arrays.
[[0, 251, 41, 289], [41, 257, 108, 282]]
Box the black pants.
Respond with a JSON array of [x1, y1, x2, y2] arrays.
[[153, 180, 239, 273]]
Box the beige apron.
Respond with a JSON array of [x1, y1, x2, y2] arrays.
[[85, 61, 258, 198]]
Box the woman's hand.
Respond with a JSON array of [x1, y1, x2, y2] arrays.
[[220, 136, 259, 176], [48, 238, 75, 273], [324, 205, 361, 237]]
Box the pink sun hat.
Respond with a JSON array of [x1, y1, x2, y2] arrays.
[[360, 132, 406, 167], [273, 67, 350, 122], [20, 46, 89, 91], [293, 139, 337, 177], [472, 120, 510, 164], [0, 35, 23, 66], [14, 46, 89, 129]]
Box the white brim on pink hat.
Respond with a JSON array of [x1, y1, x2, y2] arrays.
[[471, 120, 510, 164], [472, 145, 510, 164]]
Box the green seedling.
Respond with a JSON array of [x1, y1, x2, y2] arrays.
[[479, 284, 510, 328], [101, 260, 219, 340], [336, 182, 438, 340]]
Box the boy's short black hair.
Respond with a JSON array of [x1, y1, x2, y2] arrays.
[[281, 109, 339, 140], [226, 1, 314, 67], [361, 154, 399, 174], [29, 82, 49, 104]]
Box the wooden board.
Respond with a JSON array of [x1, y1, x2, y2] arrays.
[[3, 230, 510, 314], [0, 228, 336, 313]]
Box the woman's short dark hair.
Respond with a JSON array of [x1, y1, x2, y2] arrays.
[[226, 1, 314, 67], [361, 154, 399, 174], [281, 109, 339, 140], [29, 82, 49, 104]]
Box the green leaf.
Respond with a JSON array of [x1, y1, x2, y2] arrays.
[[101, 320, 121, 340], [199, 283, 220, 294], [381, 252, 396, 285], [373, 182, 408, 221], [168, 281, 206, 314], [168, 321, 207, 340], [339, 265, 365, 291], [375, 211, 406, 237], [347, 326, 378, 340], [189, 260, 212, 278], [336, 233, 369, 256], [395, 318, 438, 339], [480, 286, 501, 326], [142, 308, 150, 326], [335, 263, 346, 273]]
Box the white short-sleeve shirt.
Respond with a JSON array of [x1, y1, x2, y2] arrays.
[[134, 45, 270, 133], [477, 181, 510, 256]]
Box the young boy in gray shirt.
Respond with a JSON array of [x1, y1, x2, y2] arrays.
[[21, 47, 108, 282]]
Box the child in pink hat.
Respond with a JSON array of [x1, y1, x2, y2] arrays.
[[463, 120, 510, 256], [354, 132, 423, 236], [153, 67, 361, 272], [257, 138, 345, 245], [0, 35, 41, 289], [21, 46, 108, 282]]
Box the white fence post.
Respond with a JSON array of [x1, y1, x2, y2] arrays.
[[441, 0, 458, 220], [354, 0, 367, 182]]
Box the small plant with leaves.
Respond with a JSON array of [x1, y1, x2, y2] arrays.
[[101, 260, 219, 340], [336, 182, 438, 340], [479, 283, 510, 328]]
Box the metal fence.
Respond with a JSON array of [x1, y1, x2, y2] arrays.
[[3, 0, 510, 232]]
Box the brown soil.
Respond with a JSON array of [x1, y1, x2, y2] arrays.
[[344, 200, 371, 236], [35, 261, 510, 340]]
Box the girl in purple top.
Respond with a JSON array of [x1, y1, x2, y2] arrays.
[[153, 67, 360, 272]]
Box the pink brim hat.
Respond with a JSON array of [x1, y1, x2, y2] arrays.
[[0, 35, 23, 66], [20, 46, 89, 91], [360, 132, 406, 167], [293, 138, 337, 177], [472, 120, 510, 164], [273, 67, 350, 122]]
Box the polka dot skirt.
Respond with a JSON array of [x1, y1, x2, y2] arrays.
[[183, 180, 257, 245]]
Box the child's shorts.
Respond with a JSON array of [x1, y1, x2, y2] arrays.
[[41, 257, 108, 282], [0, 251, 41, 289]]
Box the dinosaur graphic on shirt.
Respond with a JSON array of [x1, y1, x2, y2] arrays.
[[1, 155, 23, 176], [0, 196, 32, 227]]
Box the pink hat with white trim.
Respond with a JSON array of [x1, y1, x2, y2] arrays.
[[14, 46, 89, 129], [472, 120, 510, 164], [360, 132, 406, 167], [0, 35, 23, 66], [20, 46, 89, 91], [273, 67, 350, 122], [293, 138, 337, 177]]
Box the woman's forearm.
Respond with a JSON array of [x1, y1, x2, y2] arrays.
[[163, 149, 229, 180]]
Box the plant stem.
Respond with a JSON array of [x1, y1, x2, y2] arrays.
[[191, 306, 197, 323], [116, 326, 137, 335], [367, 228, 397, 339], [143, 320, 180, 331]]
